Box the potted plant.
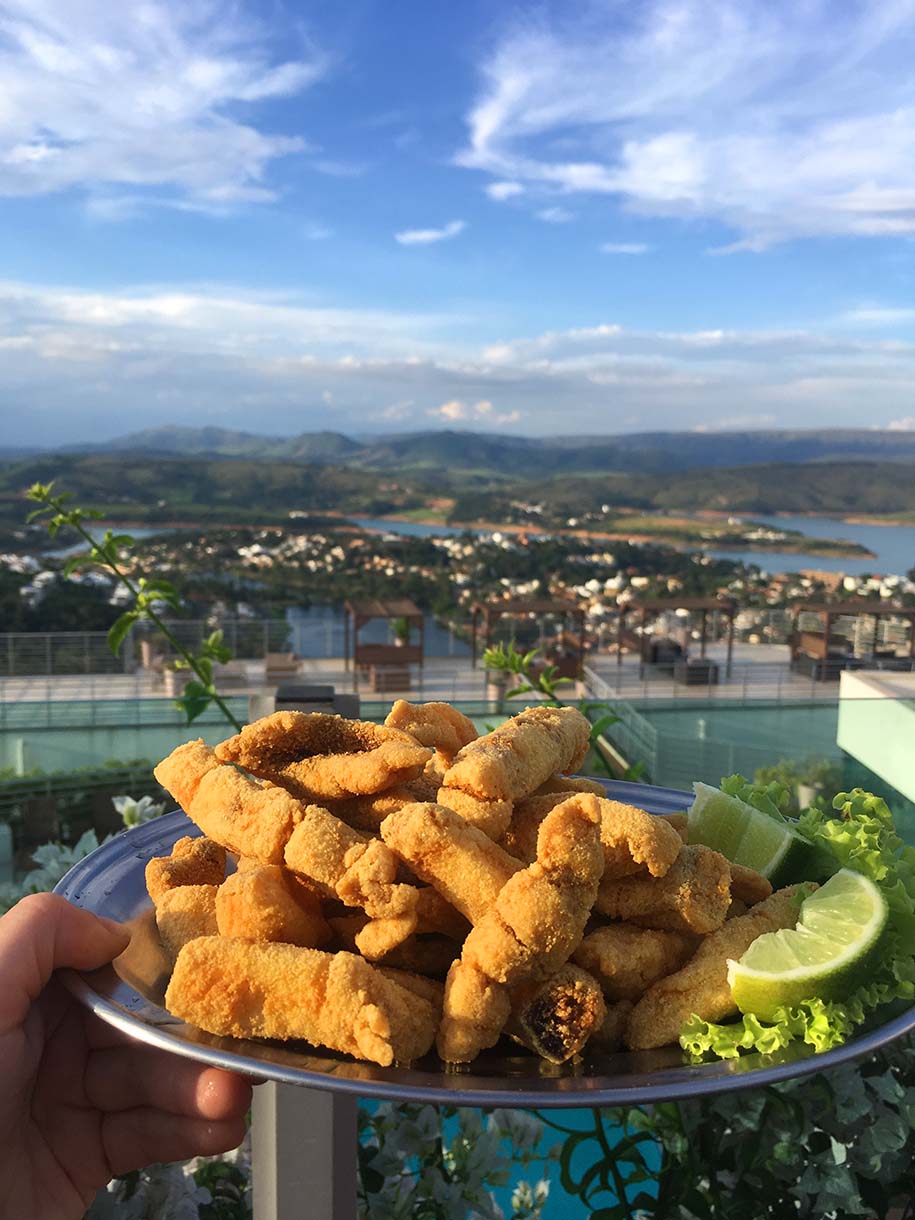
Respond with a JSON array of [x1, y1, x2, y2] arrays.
[[390, 617, 411, 647], [161, 661, 185, 697], [797, 757, 844, 810]]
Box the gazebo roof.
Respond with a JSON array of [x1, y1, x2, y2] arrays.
[[792, 600, 915, 619], [344, 598, 424, 623], [472, 597, 585, 618], [625, 596, 738, 613]]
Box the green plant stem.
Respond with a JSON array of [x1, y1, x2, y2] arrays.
[[62, 513, 242, 731], [593, 1108, 635, 1220]]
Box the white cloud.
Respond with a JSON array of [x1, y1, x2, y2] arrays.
[[485, 181, 525, 200], [887, 417, 915, 430], [0, 0, 323, 209], [459, 1, 915, 247], [600, 242, 651, 255], [427, 398, 520, 425], [395, 220, 466, 246], [6, 279, 915, 442], [536, 206, 574, 223]]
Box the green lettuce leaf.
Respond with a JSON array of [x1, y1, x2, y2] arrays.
[[720, 773, 788, 823], [680, 787, 915, 1060]]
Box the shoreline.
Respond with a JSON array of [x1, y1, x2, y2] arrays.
[[368, 514, 876, 560], [44, 512, 876, 561]]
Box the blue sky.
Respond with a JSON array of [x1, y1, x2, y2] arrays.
[[4, 0, 915, 444]]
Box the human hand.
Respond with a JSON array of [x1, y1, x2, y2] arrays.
[[0, 893, 252, 1220]]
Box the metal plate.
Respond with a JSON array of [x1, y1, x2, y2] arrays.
[[54, 782, 915, 1107]]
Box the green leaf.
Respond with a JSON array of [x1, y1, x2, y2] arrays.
[[107, 611, 139, 655], [590, 714, 620, 738], [504, 684, 535, 700], [62, 554, 88, 578], [194, 657, 213, 685]]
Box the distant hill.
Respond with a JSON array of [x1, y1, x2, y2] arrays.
[[4, 451, 915, 525], [54, 424, 915, 476]]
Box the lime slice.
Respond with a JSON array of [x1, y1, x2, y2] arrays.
[[687, 782, 823, 885], [728, 869, 888, 1020]]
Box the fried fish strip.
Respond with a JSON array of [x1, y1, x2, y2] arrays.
[[442, 705, 591, 804], [595, 844, 732, 935], [435, 786, 514, 840], [590, 1000, 634, 1052], [154, 885, 218, 961], [502, 795, 682, 880], [436, 962, 511, 1063], [166, 937, 439, 1065], [153, 738, 221, 811], [384, 700, 477, 762], [438, 794, 603, 1061], [572, 924, 698, 1001], [532, 775, 607, 798], [507, 964, 606, 1064], [154, 743, 304, 865], [729, 862, 773, 905], [380, 801, 522, 925], [145, 835, 226, 903], [325, 772, 443, 834], [215, 864, 330, 948], [625, 886, 810, 1050], [215, 711, 433, 801]]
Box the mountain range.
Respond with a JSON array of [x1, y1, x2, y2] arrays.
[[9, 424, 915, 476]]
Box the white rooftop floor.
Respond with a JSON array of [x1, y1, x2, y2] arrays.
[[0, 641, 886, 710]]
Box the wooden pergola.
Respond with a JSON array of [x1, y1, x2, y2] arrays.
[[789, 600, 915, 671], [619, 596, 739, 677], [470, 597, 586, 677], [343, 598, 425, 672]]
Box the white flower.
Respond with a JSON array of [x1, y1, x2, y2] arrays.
[[113, 794, 166, 828]]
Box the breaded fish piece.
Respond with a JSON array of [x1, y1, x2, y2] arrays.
[[323, 770, 444, 834], [155, 884, 219, 961], [439, 793, 603, 1065], [625, 885, 810, 1050], [145, 835, 226, 903], [153, 738, 221, 811], [572, 924, 697, 1001], [154, 743, 304, 864], [166, 937, 439, 1065], [384, 700, 478, 762], [729, 862, 773, 905], [590, 1000, 634, 1052], [215, 711, 433, 801], [502, 795, 682, 880], [215, 864, 331, 948], [380, 801, 522, 924], [532, 774, 607, 798], [507, 964, 606, 1064], [659, 812, 689, 841], [436, 961, 511, 1063], [595, 844, 732, 935], [436, 786, 515, 840], [442, 705, 591, 804]]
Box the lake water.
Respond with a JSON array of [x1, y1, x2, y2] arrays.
[[52, 515, 915, 580], [353, 516, 915, 578]]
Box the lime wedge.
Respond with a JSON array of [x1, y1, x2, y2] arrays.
[[728, 870, 888, 1020], [688, 782, 823, 885]]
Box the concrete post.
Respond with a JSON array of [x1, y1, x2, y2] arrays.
[[252, 1084, 358, 1220]]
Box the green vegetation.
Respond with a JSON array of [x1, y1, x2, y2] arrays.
[[1, 450, 914, 536], [26, 482, 243, 728]]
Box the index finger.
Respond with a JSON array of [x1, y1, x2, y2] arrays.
[[0, 893, 129, 1030]]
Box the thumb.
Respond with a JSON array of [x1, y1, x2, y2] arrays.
[[0, 893, 130, 1030]]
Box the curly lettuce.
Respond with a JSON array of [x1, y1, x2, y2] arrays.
[[681, 787, 915, 1060]]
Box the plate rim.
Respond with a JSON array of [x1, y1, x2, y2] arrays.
[[53, 782, 915, 1107]]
